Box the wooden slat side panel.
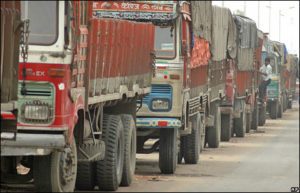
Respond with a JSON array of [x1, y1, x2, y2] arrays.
[[87, 18, 154, 101]]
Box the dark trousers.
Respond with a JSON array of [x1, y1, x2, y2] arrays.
[[259, 79, 271, 100]]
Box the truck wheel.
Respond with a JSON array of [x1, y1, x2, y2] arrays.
[[262, 105, 266, 125], [178, 136, 184, 164], [33, 136, 77, 192], [159, 128, 178, 174], [246, 112, 251, 133], [251, 102, 258, 130], [221, 113, 232, 141], [234, 107, 246, 137], [269, 101, 277, 119], [120, 114, 136, 187], [207, 106, 221, 148], [199, 113, 206, 152], [277, 101, 283, 118], [283, 94, 287, 112], [287, 100, 292, 109], [96, 114, 124, 191], [76, 162, 95, 190], [258, 104, 266, 126], [183, 113, 200, 164]]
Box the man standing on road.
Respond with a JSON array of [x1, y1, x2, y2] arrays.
[[258, 57, 272, 101]]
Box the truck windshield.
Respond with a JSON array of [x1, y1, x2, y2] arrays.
[[154, 25, 175, 59], [21, 1, 58, 45]]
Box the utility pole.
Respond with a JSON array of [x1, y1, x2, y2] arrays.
[[279, 10, 284, 42], [266, 2, 272, 37], [288, 6, 295, 53], [257, 1, 260, 28], [243, 1, 246, 16], [222, 1, 224, 7]]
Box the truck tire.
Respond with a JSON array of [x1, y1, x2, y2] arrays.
[[234, 107, 246, 137], [207, 106, 221, 148], [246, 111, 252, 133], [277, 101, 283, 118], [199, 113, 206, 152], [287, 100, 292, 109], [221, 113, 232, 141], [96, 114, 124, 191], [33, 136, 77, 192], [182, 113, 200, 164], [283, 94, 287, 112], [251, 102, 258, 130], [269, 101, 277, 119], [76, 162, 95, 190], [120, 114, 136, 187], [258, 104, 266, 126], [178, 136, 184, 164], [159, 128, 178, 174]]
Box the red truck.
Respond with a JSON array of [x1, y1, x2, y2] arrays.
[[285, 54, 299, 109], [1, 1, 154, 191], [221, 15, 264, 141]]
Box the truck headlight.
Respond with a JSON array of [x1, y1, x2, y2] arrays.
[[21, 101, 52, 122], [151, 98, 170, 111]]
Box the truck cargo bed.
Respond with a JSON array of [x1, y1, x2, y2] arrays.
[[86, 18, 155, 105]]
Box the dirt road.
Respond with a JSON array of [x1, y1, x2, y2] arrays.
[[2, 103, 299, 192], [116, 102, 299, 192]]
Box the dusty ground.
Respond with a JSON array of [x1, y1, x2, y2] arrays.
[[1, 102, 299, 192], [116, 102, 299, 192]]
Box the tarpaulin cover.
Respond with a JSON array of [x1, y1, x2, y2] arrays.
[[211, 6, 237, 61], [233, 15, 259, 49], [191, 37, 211, 68], [210, 6, 237, 61], [191, 1, 212, 43], [236, 47, 255, 71], [211, 6, 227, 61], [272, 41, 287, 64]]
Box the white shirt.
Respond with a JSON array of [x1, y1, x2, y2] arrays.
[[259, 64, 272, 81]]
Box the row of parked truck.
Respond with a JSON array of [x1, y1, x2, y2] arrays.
[[1, 1, 299, 192]]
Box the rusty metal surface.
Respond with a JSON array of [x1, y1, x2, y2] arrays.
[[0, 1, 21, 103], [87, 18, 155, 98], [209, 60, 228, 88], [235, 71, 252, 97], [190, 65, 207, 89]]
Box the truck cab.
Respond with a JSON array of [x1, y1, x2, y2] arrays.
[[265, 45, 283, 119], [136, 1, 198, 174]]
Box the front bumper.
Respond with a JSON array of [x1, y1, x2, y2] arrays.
[[136, 117, 182, 129], [1, 132, 66, 156]]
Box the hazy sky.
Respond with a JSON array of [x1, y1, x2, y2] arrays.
[[212, 1, 299, 57]]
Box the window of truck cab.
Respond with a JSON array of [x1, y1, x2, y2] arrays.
[[21, 1, 58, 45], [154, 25, 176, 59]]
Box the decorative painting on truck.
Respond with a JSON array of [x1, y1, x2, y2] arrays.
[[91, 1, 176, 20]]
